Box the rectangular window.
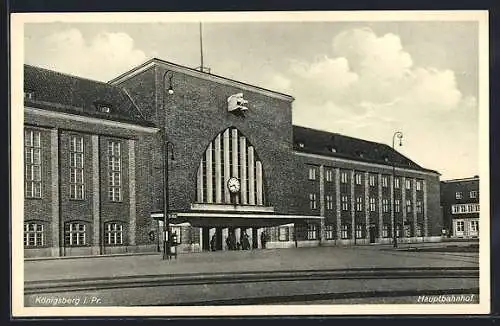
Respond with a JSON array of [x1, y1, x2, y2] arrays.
[[451, 204, 480, 214], [369, 174, 376, 187], [406, 199, 412, 213], [470, 191, 478, 199], [307, 224, 317, 240], [382, 176, 388, 187], [405, 179, 411, 190], [355, 224, 364, 239], [394, 177, 400, 189], [470, 220, 479, 232], [24, 223, 45, 247], [308, 166, 317, 180], [309, 193, 317, 209], [341, 195, 349, 211], [105, 223, 123, 245], [108, 141, 122, 202], [341, 171, 348, 184], [326, 195, 334, 210], [395, 199, 401, 213], [369, 198, 376, 212], [356, 197, 363, 211], [382, 224, 389, 238], [416, 180, 422, 191], [341, 224, 350, 239], [416, 224, 423, 237], [278, 227, 290, 241], [325, 169, 333, 182], [455, 192, 463, 199], [64, 223, 86, 246], [355, 173, 362, 185], [456, 221, 465, 232], [69, 135, 85, 200], [382, 199, 389, 213], [416, 201, 422, 213], [325, 224, 335, 240], [171, 226, 182, 244], [24, 129, 42, 198]]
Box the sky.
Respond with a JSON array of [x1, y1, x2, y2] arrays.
[[23, 19, 481, 180]]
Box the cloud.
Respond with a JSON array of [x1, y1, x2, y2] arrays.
[[25, 28, 147, 81], [276, 27, 478, 179]]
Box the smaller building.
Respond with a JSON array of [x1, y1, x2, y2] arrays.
[[440, 176, 480, 239]]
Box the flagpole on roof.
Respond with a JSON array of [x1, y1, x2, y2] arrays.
[[199, 22, 204, 72]]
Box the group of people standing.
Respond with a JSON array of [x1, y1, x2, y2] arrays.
[[210, 230, 268, 251]]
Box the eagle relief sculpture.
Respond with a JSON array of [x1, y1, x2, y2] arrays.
[[227, 93, 249, 113]]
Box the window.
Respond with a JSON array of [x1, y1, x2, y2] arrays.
[[298, 142, 305, 148], [329, 147, 337, 153], [382, 176, 388, 187], [24, 129, 42, 198], [395, 199, 401, 213], [341, 171, 348, 184], [105, 223, 123, 245], [65, 222, 86, 246], [456, 221, 465, 232], [451, 204, 480, 214], [108, 141, 122, 202], [356, 197, 363, 211], [416, 180, 422, 191], [308, 166, 317, 180], [24, 223, 44, 247], [396, 224, 402, 237], [455, 192, 463, 199], [369, 174, 376, 187], [341, 195, 349, 211], [394, 177, 400, 189], [470, 191, 478, 199], [382, 199, 389, 213], [171, 226, 182, 243], [309, 193, 317, 210], [24, 90, 35, 100], [405, 179, 411, 190], [325, 169, 334, 182], [341, 224, 350, 239], [416, 224, 423, 237], [355, 224, 364, 239], [416, 201, 423, 213], [325, 224, 335, 240], [369, 198, 376, 212], [278, 227, 289, 241], [382, 224, 390, 238], [307, 224, 318, 240], [69, 135, 85, 200], [355, 173, 362, 185], [406, 200, 412, 213], [470, 220, 479, 232], [326, 195, 334, 210]]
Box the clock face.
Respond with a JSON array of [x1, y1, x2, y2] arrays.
[[227, 177, 241, 193]]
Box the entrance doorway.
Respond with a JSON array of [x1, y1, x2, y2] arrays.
[[202, 227, 210, 251], [252, 228, 258, 249], [369, 226, 376, 243]]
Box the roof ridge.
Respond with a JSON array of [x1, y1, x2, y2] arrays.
[[292, 125, 387, 147]]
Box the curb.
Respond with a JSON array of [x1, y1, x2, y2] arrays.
[[24, 252, 160, 262]]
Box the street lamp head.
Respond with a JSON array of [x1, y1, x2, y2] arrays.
[[167, 87, 174, 95]]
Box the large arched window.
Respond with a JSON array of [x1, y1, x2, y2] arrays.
[[196, 127, 266, 205]]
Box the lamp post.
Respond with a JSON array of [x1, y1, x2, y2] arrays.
[[162, 69, 175, 260], [162, 136, 175, 260], [392, 131, 403, 248]]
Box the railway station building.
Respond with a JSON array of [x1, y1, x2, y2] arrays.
[[23, 59, 443, 258]]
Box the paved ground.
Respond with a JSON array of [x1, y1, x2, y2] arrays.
[[23, 242, 479, 306], [25, 242, 479, 282]]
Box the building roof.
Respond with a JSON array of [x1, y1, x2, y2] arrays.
[[24, 64, 156, 128], [292, 125, 439, 174], [108, 58, 295, 102], [441, 176, 480, 183]]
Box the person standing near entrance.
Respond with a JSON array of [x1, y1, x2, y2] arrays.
[[210, 234, 217, 251], [261, 231, 267, 249]]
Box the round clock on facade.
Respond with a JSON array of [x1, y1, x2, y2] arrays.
[[227, 177, 241, 193]]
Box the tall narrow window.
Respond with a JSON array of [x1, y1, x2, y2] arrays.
[[369, 198, 376, 212], [326, 195, 334, 210], [105, 223, 123, 245], [395, 199, 401, 213], [355, 173, 362, 185], [70, 135, 85, 200], [309, 193, 317, 210], [382, 199, 389, 213], [382, 176, 389, 187], [394, 177, 400, 189], [355, 224, 364, 239], [65, 222, 86, 246], [24, 223, 45, 247], [356, 197, 363, 211], [325, 224, 335, 240], [24, 129, 42, 198], [341, 171, 348, 184], [307, 224, 317, 240], [341, 195, 349, 211], [406, 199, 412, 213], [108, 141, 122, 202], [308, 166, 317, 180], [278, 227, 289, 241], [382, 224, 389, 238], [325, 169, 333, 182], [405, 179, 411, 190], [341, 224, 350, 239], [369, 174, 376, 187], [416, 200, 422, 213], [416, 180, 422, 191]]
